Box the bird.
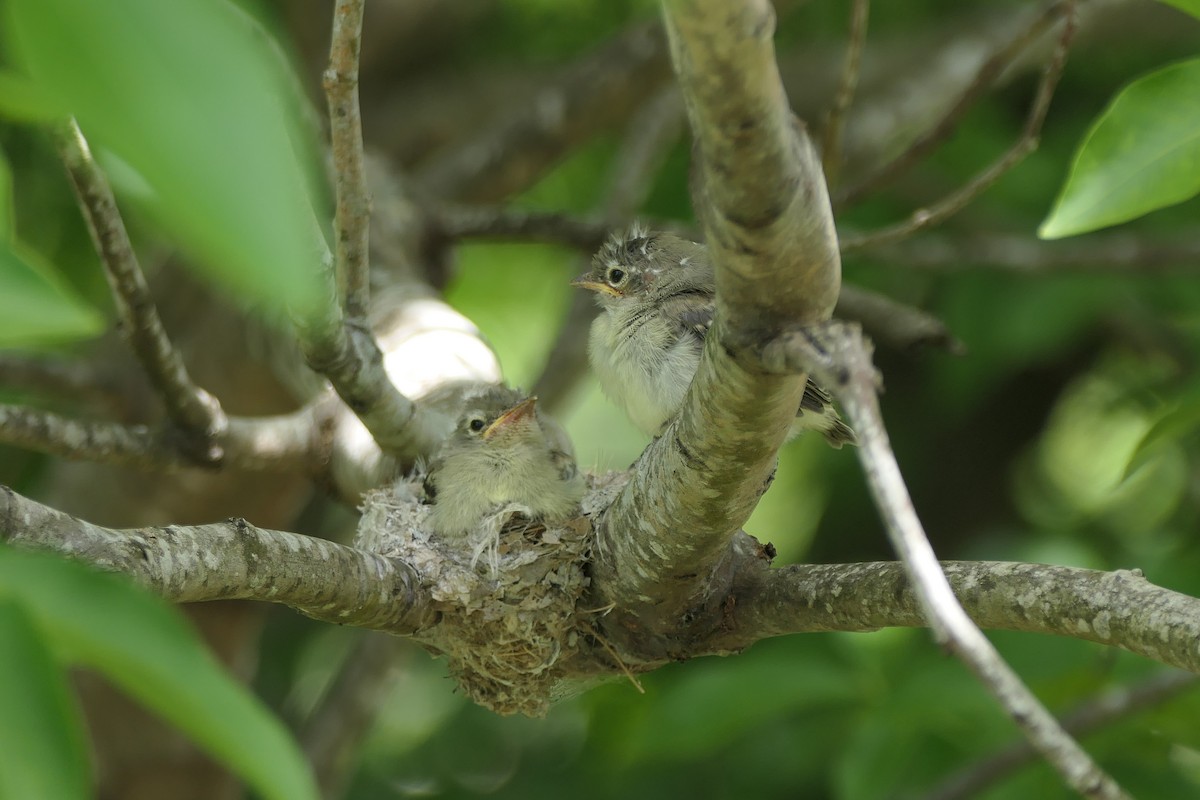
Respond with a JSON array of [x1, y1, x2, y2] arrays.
[[424, 386, 585, 539], [572, 224, 855, 448]]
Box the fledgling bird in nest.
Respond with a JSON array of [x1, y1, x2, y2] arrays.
[[574, 224, 855, 447]]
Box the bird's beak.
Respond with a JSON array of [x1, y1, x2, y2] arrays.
[[483, 396, 538, 440], [570, 276, 620, 297]]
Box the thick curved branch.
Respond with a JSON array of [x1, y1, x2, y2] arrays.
[[1, 485, 434, 634], [588, 0, 841, 629]]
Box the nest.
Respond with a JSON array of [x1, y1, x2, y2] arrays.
[[357, 479, 612, 716]]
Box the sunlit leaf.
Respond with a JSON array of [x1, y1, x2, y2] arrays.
[[0, 242, 104, 345], [0, 599, 90, 800], [0, 548, 318, 800], [0, 70, 65, 122], [1158, 0, 1200, 20], [5, 0, 326, 317], [1125, 388, 1200, 476], [1040, 58, 1200, 238]]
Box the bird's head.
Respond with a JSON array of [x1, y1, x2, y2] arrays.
[[572, 223, 685, 307]]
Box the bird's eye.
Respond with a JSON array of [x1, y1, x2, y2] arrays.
[[607, 267, 626, 285], [467, 417, 486, 434]]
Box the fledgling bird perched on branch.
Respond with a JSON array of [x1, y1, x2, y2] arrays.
[[573, 224, 855, 448], [424, 386, 585, 540]]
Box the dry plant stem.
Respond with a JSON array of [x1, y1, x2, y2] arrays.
[[836, 0, 1070, 210], [840, 1, 1077, 253], [927, 670, 1198, 800], [325, 0, 371, 321], [301, 633, 408, 800], [781, 322, 1127, 800], [820, 0, 869, 186], [0, 402, 328, 472], [56, 119, 227, 463], [1, 485, 434, 633], [534, 88, 686, 415]]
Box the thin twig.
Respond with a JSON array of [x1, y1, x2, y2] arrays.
[[325, 0, 371, 321], [534, 88, 686, 416], [771, 321, 1127, 800], [839, 0, 1078, 252], [925, 670, 1198, 800], [55, 119, 228, 464], [415, 20, 672, 203], [0, 402, 329, 473], [853, 231, 1200, 274], [0, 353, 128, 413], [835, 285, 964, 354], [835, 0, 1071, 210], [431, 204, 611, 251], [820, 0, 869, 187]]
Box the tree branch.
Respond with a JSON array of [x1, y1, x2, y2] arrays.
[[586, 0, 842, 633], [752, 321, 1128, 799], [0, 402, 330, 473], [926, 669, 1198, 800], [56, 119, 228, 464], [820, 0, 869, 187], [414, 20, 673, 203], [854, 231, 1200, 275], [835, 0, 1070, 210], [835, 284, 964, 354], [707, 558, 1200, 675], [840, 1, 1077, 253], [0, 353, 129, 413], [324, 0, 371, 321], [1, 485, 434, 634], [430, 204, 610, 252]]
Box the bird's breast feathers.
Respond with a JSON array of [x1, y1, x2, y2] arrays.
[[589, 306, 699, 435]]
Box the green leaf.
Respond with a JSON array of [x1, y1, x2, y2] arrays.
[[0, 547, 318, 800], [0, 599, 90, 800], [0, 69, 65, 122], [1040, 58, 1200, 239], [6, 0, 326, 317], [1158, 0, 1200, 20], [0, 242, 104, 345]]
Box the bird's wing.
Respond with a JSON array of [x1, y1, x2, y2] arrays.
[[657, 290, 715, 348]]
